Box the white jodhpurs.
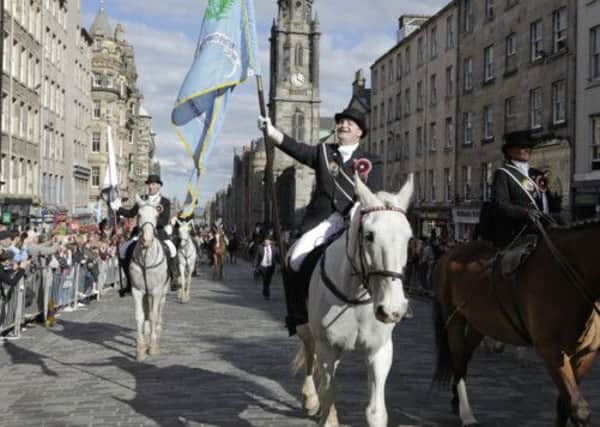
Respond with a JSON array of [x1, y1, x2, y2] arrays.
[[288, 212, 345, 272], [120, 238, 176, 258], [164, 240, 176, 258]]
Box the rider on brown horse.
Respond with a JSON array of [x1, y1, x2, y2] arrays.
[[481, 130, 562, 248]]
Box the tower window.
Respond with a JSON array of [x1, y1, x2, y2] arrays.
[[294, 43, 304, 67], [292, 109, 305, 142]]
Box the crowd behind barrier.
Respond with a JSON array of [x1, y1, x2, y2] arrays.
[[0, 227, 125, 337], [0, 254, 123, 337]]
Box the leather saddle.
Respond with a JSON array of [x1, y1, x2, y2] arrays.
[[496, 234, 538, 277]]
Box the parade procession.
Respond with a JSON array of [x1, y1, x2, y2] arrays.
[[2, 0, 600, 426]]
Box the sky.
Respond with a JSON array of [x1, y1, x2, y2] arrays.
[[81, 0, 447, 209]]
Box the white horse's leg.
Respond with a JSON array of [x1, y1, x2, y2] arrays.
[[148, 292, 161, 356], [456, 378, 478, 426], [184, 259, 191, 302], [132, 288, 147, 362], [143, 294, 152, 349], [156, 284, 168, 340], [316, 341, 340, 427], [177, 258, 184, 301], [365, 338, 393, 427], [296, 324, 319, 416]]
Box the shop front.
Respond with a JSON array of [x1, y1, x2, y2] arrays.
[[415, 208, 452, 240], [452, 205, 481, 242], [572, 181, 600, 220], [0, 197, 33, 227]]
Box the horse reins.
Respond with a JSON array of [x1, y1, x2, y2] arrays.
[[354, 206, 407, 288], [132, 220, 168, 293], [323, 205, 407, 305]]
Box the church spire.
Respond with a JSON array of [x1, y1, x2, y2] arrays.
[[90, 1, 113, 37]]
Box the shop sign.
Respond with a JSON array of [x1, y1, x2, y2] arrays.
[[419, 211, 448, 220], [574, 193, 598, 206], [1, 211, 11, 224], [452, 208, 480, 224]]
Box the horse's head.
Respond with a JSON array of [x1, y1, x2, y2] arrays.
[[135, 194, 161, 248], [177, 219, 192, 240], [348, 174, 414, 323]]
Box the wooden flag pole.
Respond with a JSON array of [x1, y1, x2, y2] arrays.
[[256, 75, 292, 318]]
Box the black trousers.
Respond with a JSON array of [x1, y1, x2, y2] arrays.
[[258, 265, 275, 297]]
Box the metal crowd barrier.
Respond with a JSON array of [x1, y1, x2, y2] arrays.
[[0, 256, 124, 336]]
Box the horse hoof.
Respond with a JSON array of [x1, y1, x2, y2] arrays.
[[305, 402, 320, 417], [303, 393, 320, 417], [136, 348, 147, 362]]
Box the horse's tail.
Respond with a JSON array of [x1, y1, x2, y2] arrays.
[[432, 260, 453, 387], [291, 343, 305, 374]]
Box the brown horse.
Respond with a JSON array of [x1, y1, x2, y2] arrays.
[[212, 230, 227, 280], [432, 219, 600, 427]]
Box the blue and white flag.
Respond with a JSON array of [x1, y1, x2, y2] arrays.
[[172, 0, 261, 218]]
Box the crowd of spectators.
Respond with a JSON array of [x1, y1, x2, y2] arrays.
[[0, 220, 121, 307]]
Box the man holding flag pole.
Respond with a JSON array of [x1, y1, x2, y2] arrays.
[[171, 0, 291, 319]]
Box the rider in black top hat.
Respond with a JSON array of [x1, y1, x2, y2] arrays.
[[489, 130, 562, 247], [258, 107, 382, 335], [110, 174, 181, 295]]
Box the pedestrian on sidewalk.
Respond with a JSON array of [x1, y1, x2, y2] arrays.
[[254, 233, 279, 300]]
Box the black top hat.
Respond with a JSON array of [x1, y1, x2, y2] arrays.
[[501, 130, 544, 154], [145, 174, 163, 185], [334, 108, 368, 139]]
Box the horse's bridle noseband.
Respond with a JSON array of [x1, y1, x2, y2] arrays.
[[357, 206, 407, 285], [322, 205, 408, 304]]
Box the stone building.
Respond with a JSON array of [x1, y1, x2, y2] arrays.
[[454, 0, 574, 238], [346, 69, 371, 144], [88, 4, 154, 209], [268, 0, 321, 228], [1, 0, 43, 225], [230, 139, 267, 236], [40, 0, 70, 217], [573, 0, 600, 219], [64, 1, 93, 219], [369, 5, 457, 238], [134, 105, 157, 195]]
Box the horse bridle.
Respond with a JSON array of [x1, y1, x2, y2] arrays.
[[133, 220, 166, 270], [335, 205, 407, 301]]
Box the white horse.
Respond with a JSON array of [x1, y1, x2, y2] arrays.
[[176, 219, 197, 303], [294, 174, 414, 427], [129, 195, 170, 362]]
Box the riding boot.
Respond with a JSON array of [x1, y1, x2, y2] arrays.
[[118, 276, 132, 297], [118, 259, 132, 297], [283, 267, 309, 336], [168, 256, 181, 291]]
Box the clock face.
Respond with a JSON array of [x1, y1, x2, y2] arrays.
[[291, 72, 305, 87]]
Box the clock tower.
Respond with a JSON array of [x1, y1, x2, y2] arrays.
[[269, 0, 321, 227]]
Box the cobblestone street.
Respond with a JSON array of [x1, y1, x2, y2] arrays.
[[1, 260, 599, 426]]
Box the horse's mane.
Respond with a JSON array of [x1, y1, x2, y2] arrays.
[[374, 192, 396, 208], [549, 217, 600, 233]]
